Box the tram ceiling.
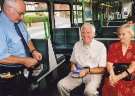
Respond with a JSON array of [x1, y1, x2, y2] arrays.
[[0, 0, 132, 4], [93, 0, 121, 2], [0, 0, 124, 5], [24, 0, 74, 3], [23, 0, 89, 5]]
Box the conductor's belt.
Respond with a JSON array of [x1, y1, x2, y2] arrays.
[[0, 71, 22, 79]]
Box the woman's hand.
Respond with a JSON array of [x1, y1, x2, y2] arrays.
[[109, 74, 121, 86]]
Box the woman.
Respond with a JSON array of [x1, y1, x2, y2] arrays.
[[102, 24, 135, 96]]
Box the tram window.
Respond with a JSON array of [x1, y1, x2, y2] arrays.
[[84, 1, 92, 21], [25, 1, 48, 11], [73, 4, 82, 10], [73, 11, 83, 23], [24, 2, 49, 39], [84, 7, 92, 21], [0, 0, 3, 11], [54, 4, 71, 28], [73, 5, 83, 23]]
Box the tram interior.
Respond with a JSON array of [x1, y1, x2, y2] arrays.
[[0, 0, 135, 96]]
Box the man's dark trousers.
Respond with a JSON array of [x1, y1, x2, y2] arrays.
[[0, 74, 29, 96]]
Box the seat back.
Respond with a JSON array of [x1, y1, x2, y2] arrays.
[[31, 39, 49, 77], [53, 27, 80, 54]]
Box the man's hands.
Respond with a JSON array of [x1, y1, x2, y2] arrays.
[[79, 68, 89, 77], [23, 50, 42, 68], [31, 50, 42, 61], [71, 66, 89, 78], [0, 49, 42, 69], [23, 57, 38, 68]]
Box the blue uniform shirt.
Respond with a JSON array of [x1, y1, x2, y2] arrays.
[[0, 12, 30, 60]]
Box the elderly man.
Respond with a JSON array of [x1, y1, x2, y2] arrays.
[[57, 23, 107, 96], [0, 0, 42, 96]]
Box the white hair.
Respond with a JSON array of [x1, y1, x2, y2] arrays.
[[81, 23, 96, 36], [118, 24, 134, 37], [3, 0, 17, 8]]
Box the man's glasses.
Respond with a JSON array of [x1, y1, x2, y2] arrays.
[[12, 7, 25, 17]]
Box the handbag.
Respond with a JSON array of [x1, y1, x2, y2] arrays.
[[113, 63, 134, 81]]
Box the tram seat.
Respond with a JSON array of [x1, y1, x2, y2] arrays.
[[70, 38, 135, 96], [53, 28, 80, 55], [101, 26, 118, 33], [101, 26, 118, 38], [98, 40, 118, 49], [102, 32, 117, 38], [31, 39, 49, 77], [72, 23, 83, 28], [108, 21, 126, 26], [70, 40, 118, 96], [70, 84, 85, 96], [70, 75, 106, 96]]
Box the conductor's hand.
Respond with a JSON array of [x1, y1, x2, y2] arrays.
[[32, 50, 42, 61], [23, 57, 38, 68]]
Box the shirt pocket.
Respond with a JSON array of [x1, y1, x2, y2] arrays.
[[8, 35, 23, 53], [10, 34, 21, 44]]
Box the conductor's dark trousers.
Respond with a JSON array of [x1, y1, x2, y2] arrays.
[[0, 70, 29, 96]]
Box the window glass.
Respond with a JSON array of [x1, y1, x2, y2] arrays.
[[73, 5, 83, 23], [24, 2, 49, 39], [73, 5, 82, 10], [25, 2, 48, 11], [73, 11, 83, 23], [54, 4, 71, 28], [0, 5, 1, 11], [54, 4, 69, 11], [84, 2, 92, 21], [84, 7, 92, 21]]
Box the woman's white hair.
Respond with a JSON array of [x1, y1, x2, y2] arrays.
[[81, 23, 96, 36], [118, 24, 134, 37]]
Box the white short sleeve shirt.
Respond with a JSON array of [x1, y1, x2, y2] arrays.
[[70, 39, 107, 68]]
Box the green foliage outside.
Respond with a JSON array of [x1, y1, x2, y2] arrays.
[[23, 13, 50, 39], [23, 14, 49, 26], [79, 0, 91, 3]]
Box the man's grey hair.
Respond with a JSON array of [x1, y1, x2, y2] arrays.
[[81, 23, 96, 36], [3, 0, 17, 8]]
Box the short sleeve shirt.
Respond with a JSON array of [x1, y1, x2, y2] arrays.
[[0, 12, 30, 60], [70, 39, 107, 68]]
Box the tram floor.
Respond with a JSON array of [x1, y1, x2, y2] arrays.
[[30, 81, 59, 96], [29, 73, 60, 96]]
